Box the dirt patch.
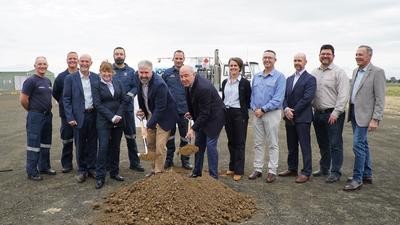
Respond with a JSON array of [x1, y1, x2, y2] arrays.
[[94, 171, 256, 225]]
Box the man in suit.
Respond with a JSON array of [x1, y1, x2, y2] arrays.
[[112, 47, 144, 172], [279, 53, 316, 183], [248, 50, 286, 183], [63, 54, 99, 183], [344, 45, 386, 191], [52, 51, 78, 173], [135, 60, 179, 177], [180, 65, 225, 179]]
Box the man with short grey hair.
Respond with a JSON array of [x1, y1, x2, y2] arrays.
[[344, 45, 386, 191]]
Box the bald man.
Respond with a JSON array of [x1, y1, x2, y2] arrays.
[[63, 54, 99, 183], [279, 53, 316, 183], [21, 56, 56, 180]]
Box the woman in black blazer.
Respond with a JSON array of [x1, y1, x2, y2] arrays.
[[221, 57, 251, 181], [92, 61, 128, 189]]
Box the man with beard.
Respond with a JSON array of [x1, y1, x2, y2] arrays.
[[162, 50, 192, 170], [52, 51, 79, 173], [113, 47, 144, 172], [136, 60, 178, 177]]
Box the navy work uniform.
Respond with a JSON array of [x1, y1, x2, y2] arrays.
[[52, 69, 74, 171], [113, 63, 143, 170], [162, 66, 191, 168], [22, 74, 53, 177]]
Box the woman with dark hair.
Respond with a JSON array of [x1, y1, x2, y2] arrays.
[[92, 61, 128, 189], [222, 57, 251, 181]]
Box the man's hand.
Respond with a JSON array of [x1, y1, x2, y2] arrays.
[[284, 107, 294, 120], [68, 120, 77, 127], [184, 112, 192, 120], [112, 115, 122, 124], [254, 108, 264, 118], [186, 128, 194, 140], [328, 114, 337, 125], [136, 109, 145, 119], [368, 119, 379, 132]]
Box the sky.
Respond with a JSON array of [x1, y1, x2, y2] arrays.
[[1, 0, 399, 78]]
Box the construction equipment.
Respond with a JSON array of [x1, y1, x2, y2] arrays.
[[136, 116, 156, 161], [178, 119, 199, 156], [155, 49, 260, 90]]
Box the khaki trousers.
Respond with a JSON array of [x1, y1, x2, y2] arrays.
[[147, 124, 170, 173]]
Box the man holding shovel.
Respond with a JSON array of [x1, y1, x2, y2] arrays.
[[136, 60, 179, 177]]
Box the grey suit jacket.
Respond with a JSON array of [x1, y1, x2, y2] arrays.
[[348, 63, 386, 127]]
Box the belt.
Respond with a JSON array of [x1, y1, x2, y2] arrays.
[[30, 110, 51, 115], [315, 108, 334, 114], [84, 108, 95, 113]]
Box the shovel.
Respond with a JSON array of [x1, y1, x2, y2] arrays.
[[178, 118, 199, 156], [136, 115, 156, 161]]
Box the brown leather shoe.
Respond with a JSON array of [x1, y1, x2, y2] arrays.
[[295, 174, 310, 183], [248, 171, 262, 180], [226, 170, 234, 176], [233, 175, 242, 181], [265, 173, 276, 183], [278, 170, 298, 177]]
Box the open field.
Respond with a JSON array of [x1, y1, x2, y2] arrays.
[[0, 94, 399, 225]]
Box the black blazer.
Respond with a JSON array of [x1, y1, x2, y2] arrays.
[[137, 72, 179, 131], [283, 70, 316, 123], [92, 79, 128, 129], [186, 75, 225, 138], [221, 77, 251, 119]]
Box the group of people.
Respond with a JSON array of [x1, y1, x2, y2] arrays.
[[20, 44, 385, 192]]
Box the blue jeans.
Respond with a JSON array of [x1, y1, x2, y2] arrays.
[[350, 109, 372, 183], [193, 130, 219, 179], [313, 110, 345, 176], [26, 111, 52, 176]]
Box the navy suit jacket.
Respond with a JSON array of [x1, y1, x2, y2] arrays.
[[186, 75, 225, 138], [63, 71, 99, 129], [137, 72, 178, 131], [283, 70, 316, 123], [92, 79, 128, 129]]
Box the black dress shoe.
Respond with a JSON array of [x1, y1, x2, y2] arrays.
[[28, 174, 43, 181], [347, 176, 373, 184], [326, 175, 340, 183], [343, 180, 363, 191], [164, 161, 173, 169], [182, 162, 193, 170], [188, 173, 201, 178], [130, 164, 145, 172], [312, 170, 329, 177], [248, 171, 262, 180], [87, 170, 96, 178], [75, 174, 86, 183], [278, 170, 298, 177], [62, 168, 73, 173], [95, 179, 105, 189], [40, 169, 57, 175], [110, 174, 125, 181]]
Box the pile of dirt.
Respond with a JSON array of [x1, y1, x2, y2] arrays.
[[94, 170, 256, 225]]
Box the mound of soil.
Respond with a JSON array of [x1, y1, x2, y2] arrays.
[[94, 170, 256, 225]]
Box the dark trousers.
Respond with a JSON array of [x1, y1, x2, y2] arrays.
[[74, 111, 97, 174], [193, 130, 219, 179], [224, 108, 248, 175], [96, 127, 123, 180], [313, 110, 345, 176], [60, 116, 74, 170], [123, 110, 140, 168], [166, 114, 189, 165], [26, 111, 52, 176], [285, 122, 312, 176]]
